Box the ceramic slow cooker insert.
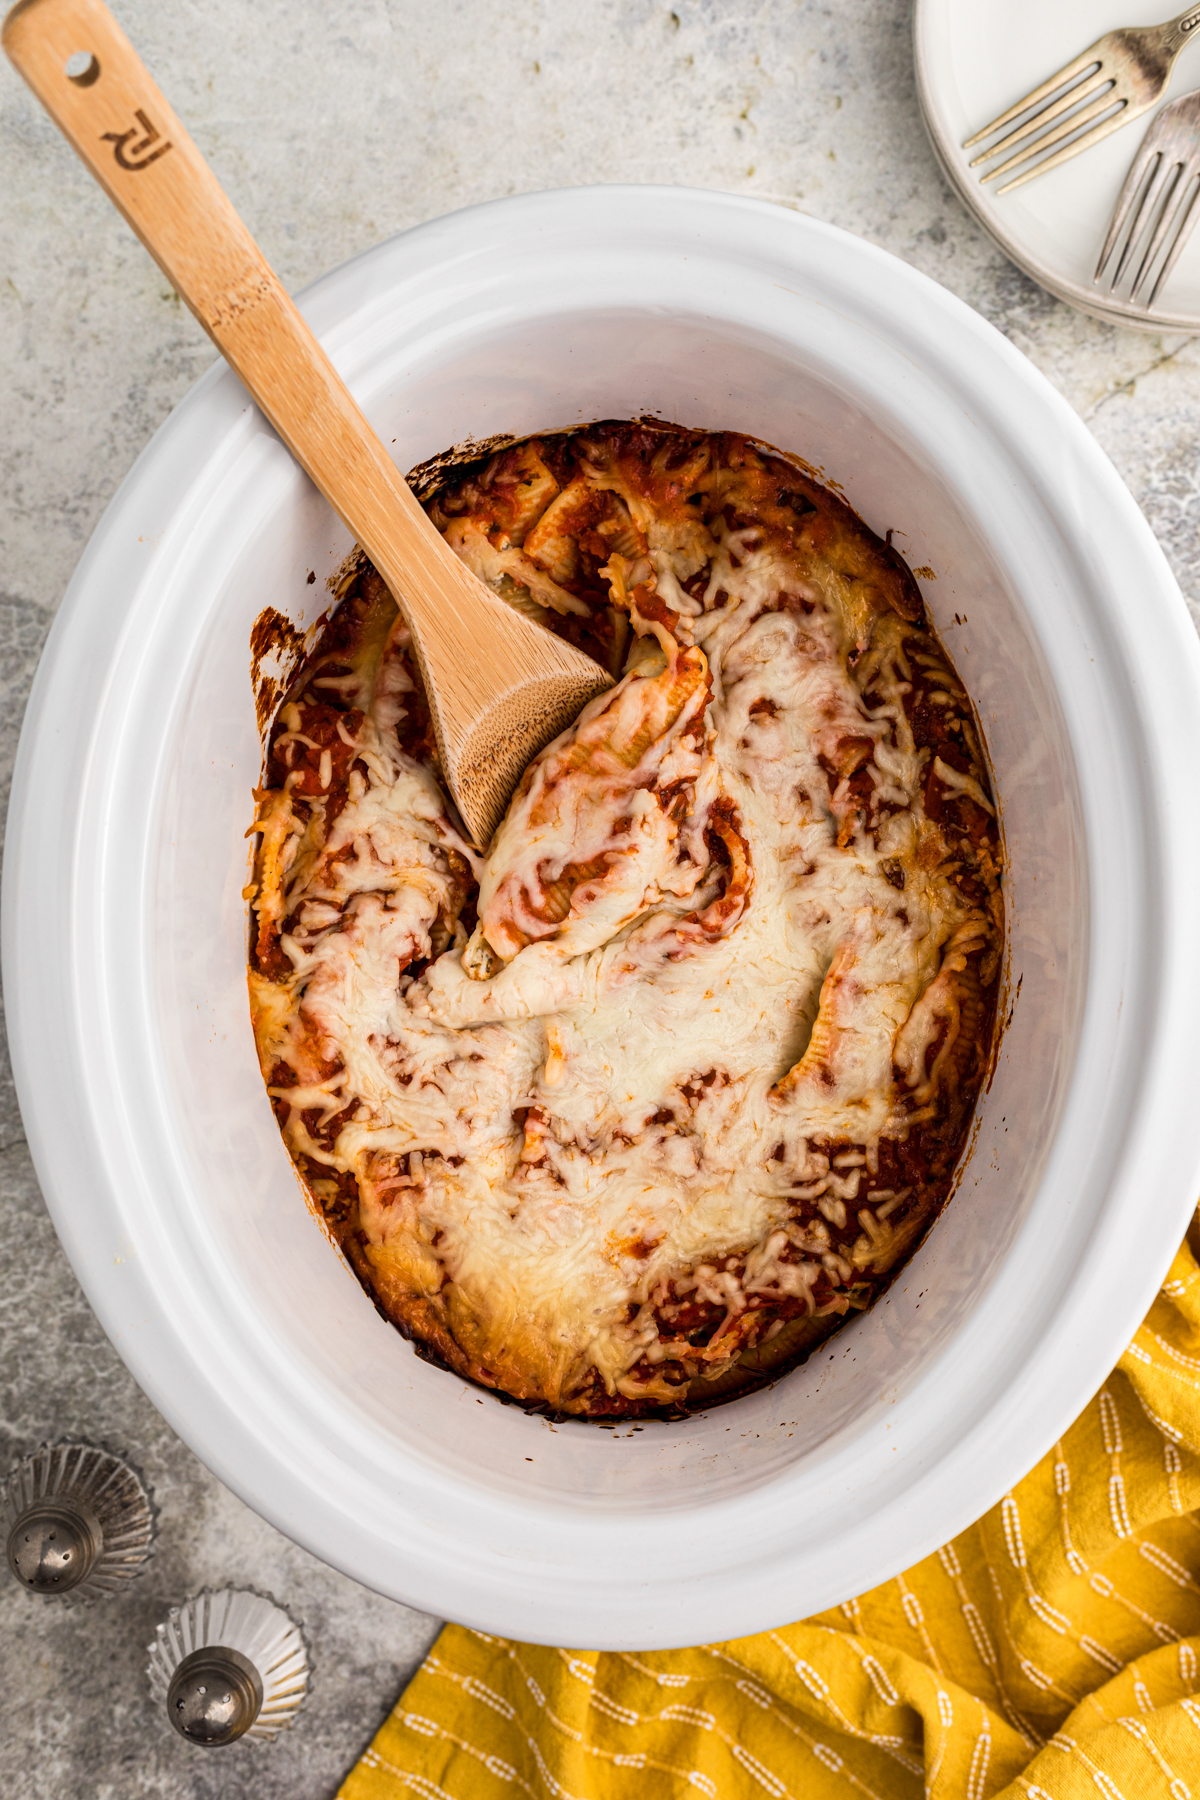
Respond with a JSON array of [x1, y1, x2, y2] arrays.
[[7, 187, 1200, 1648]]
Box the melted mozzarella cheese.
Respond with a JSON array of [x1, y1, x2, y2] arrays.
[[256, 493, 987, 1410]]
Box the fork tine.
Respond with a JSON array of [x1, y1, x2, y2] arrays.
[[1146, 173, 1200, 304], [996, 106, 1134, 193], [1117, 156, 1178, 285], [969, 72, 1112, 168], [1096, 139, 1163, 278], [962, 45, 1105, 149], [1132, 163, 1195, 298], [983, 91, 1122, 184]]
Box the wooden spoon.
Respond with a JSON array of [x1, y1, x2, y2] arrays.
[[3, 0, 613, 847]]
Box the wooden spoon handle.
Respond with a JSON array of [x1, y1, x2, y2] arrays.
[[2, 0, 469, 619], [4, 0, 614, 846]]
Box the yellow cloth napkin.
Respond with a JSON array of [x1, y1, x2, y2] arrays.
[[339, 1213, 1200, 1799]]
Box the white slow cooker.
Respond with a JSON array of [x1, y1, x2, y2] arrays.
[[7, 187, 1200, 1649]]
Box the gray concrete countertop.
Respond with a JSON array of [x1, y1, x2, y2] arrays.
[[3, 3, 1199, 1795]]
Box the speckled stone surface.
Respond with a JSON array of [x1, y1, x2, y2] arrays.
[[2, 2, 1199, 1795]]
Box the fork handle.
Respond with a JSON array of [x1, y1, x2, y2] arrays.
[[1160, 4, 1200, 54], [0, 0, 493, 673]]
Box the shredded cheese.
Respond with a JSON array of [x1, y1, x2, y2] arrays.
[[249, 427, 1002, 1416]]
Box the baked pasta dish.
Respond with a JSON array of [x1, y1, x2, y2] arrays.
[[247, 422, 1003, 1419]]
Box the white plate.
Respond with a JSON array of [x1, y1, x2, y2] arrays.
[[6, 188, 1200, 1647], [916, 0, 1200, 331]]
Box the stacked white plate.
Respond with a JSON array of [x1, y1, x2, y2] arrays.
[[916, 0, 1200, 330]]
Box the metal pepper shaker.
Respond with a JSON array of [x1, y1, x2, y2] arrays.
[[147, 1587, 309, 1745], [2, 1441, 156, 1601]]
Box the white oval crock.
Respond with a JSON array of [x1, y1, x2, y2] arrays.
[[6, 187, 1200, 1649]]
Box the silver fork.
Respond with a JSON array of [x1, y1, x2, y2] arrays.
[[964, 5, 1200, 193], [1095, 90, 1200, 303]]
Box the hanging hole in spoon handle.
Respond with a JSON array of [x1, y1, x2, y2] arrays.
[[63, 46, 96, 81]]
